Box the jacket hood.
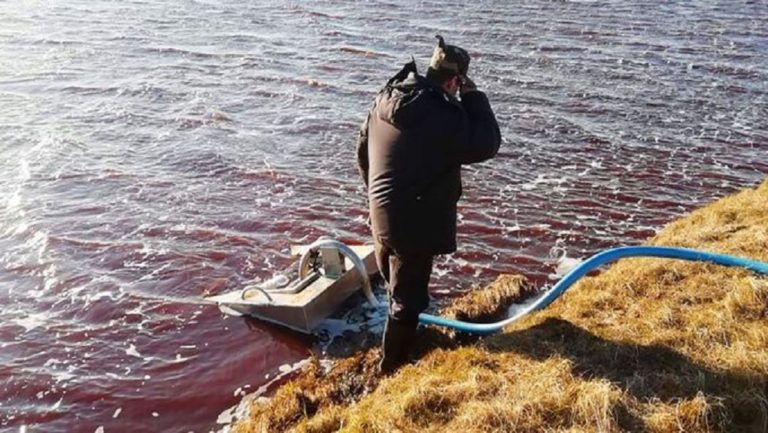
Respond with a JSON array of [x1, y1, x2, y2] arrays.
[[375, 60, 456, 128]]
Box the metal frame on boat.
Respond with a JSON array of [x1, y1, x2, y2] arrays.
[[205, 239, 379, 333]]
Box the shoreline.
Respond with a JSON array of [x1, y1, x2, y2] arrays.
[[228, 179, 767, 433]]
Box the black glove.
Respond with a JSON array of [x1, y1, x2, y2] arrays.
[[460, 75, 478, 95]]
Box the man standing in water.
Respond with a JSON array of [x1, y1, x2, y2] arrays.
[[356, 36, 501, 372]]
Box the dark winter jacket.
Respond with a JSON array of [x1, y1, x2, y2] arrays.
[[356, 61, 501, 255]]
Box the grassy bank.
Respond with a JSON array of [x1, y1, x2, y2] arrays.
[[233, 180, 768, 433]]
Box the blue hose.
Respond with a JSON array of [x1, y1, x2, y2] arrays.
[[418, 246, 768, 335]]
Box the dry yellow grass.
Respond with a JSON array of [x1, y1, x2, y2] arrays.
[[234, 180, 768, 433], [441, 274, 535, 323]]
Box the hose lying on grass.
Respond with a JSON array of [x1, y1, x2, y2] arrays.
[[418, 246, 768, 335]]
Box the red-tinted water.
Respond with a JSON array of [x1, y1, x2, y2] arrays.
[[1, 1, 766, 432]]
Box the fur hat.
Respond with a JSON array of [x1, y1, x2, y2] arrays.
[[429, 35, 470, 76]]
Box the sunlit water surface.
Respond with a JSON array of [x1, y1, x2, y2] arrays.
[[0, 1, 766, 431]]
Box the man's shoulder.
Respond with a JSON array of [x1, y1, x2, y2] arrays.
[[376, 77, 459, 111], [374, 85, 459, 128]]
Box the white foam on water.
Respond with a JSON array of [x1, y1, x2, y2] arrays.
[[125, 344, 153, 362], [232, 384, 252, 398], [432, 266, 449, 278], [315, 318, 362, 341], [313, 290, 388, 348], [548, 246, 584, 280], [277, 361, 302, 374], [42, 263, 58, 292], [125, 344, 141, 358], [53, 365, 77, 383], [13, 221, 29, 236], [216, 405, 238, 427], [13, 313, 47, 332], [507, 290, 548, 318], [552, 256, 583, 279], [29, 230, 50, 262], [215, 358, 310, 432], [319, 359, 335, 373], [124, 303, 147, 317], [113, 408, 122, 418], [6, 189, 22, 212], [520, 174, 572, 191], [446, 256, 470, 268], [172, 353, 195, 363]]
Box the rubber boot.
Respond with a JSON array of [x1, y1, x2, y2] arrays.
[[379, 316, 417, 374]]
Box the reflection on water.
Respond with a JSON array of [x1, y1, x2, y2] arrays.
[[0, 0, 766, 431]]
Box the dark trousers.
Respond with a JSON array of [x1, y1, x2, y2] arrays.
[[374, 241, 433, 324], [375, 241, 433, 371]]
